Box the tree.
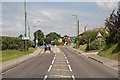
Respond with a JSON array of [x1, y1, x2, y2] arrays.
[[105, 9, 120, 44], [45, 32, 61, 45], [34, 30, 44, 46], [18, 34, 23, 38]]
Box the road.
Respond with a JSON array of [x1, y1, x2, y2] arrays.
[[2, 46, 119, 80]]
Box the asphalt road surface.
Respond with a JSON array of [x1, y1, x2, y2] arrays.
[[2, 46, 119, 80]]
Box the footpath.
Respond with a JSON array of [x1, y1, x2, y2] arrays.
[[0, 47, 44, 73], [68, 46, 119, 71]]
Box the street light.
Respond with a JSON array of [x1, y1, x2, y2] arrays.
[[72, 14, 79, 49]]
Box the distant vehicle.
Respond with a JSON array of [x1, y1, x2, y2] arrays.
[[44, 43, 51, 51]]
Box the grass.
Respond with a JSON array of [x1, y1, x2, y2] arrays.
[[98, 43, 119, 60], [79, 44, 87, 51], [1, 47, 36, 62]]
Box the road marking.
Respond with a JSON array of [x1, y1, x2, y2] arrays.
[[61, 75, 71, 78], [54, 62, 66, 63], [65, 56, 67, 59], [43, 75, 48, 80], [49, 75, 71, 78], [51, 69, 69, 71], [53, 56, 56, 60], [72, 75, 76, 80], [48, 65, 52, 72], [52, 60, 55, 64], [53, 65, 68, 66], [68, 65, 72, 71], [66, 60, 69, 63]]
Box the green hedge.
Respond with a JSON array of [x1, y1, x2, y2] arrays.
[[1, 36, 32, 50], [86, 39, 105, 51]]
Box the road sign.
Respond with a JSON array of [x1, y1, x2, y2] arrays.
[[22, 37, 29, 40], [96, 32, 102, 39]]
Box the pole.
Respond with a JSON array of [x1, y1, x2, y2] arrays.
[[28, 26, 30, 39], [77, 20, 79, 49], [89, 38, 90, 50], [24, 0, 27, 51], [99, 38, 101, 51]]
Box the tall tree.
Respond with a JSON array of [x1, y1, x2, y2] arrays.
[[105, 9, 120, 44], [34, 30, 44, 46], [45, 32, 61, 45]]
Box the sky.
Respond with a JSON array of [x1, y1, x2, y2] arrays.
[[1, 1, 118, 39]]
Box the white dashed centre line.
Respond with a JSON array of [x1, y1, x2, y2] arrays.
[[66, 60, 69, 63], [52, 60, 55, 64], [68, 65, 72, 71], [72, 75, 76, 80], [43, 75, 48, 80], [48, 65, 52, 72]]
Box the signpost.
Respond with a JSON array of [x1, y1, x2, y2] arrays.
[[96, 32, 102, 51]]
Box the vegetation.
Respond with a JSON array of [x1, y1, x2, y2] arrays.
[[1, 47, 36, 62], [1, 36, 32, 50], [78, 9, 120, 60], [45, 32, 61, 45], [79, 28, 108, 51], [98, 43, 119, 60], [34, 30, 44, 46], [98, 10, 120, 60], [79, 44, 87, 51]]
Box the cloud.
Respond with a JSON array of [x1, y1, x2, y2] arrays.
[[96, 2, 117, 10]]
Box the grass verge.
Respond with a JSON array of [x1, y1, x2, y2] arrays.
[[79, 44, 87, 51], [98, 43, 119, 60], [1, 47, 36, 62]]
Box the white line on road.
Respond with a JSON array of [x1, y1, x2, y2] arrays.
[[72, 75, 76, 80], [52, 60, 55, 64], [48, 65, 52, 72], [52, 69, 70, 71], [53, 56, 56, 60], [53, 65, 68, 66], [43, 75, 48, 80], [68, 65, 72, 71], [66, 60, 69, 63]]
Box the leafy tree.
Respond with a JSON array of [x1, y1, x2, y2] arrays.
[[45, 32, 61, 45], [34, 30, 44, 46], [18, 34, 23, 38], [105, 10, 120, 44]]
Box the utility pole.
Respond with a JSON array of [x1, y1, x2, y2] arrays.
[[77, 20, 79, 49], [24, 0, 27, 51], [28, 25, 30, 39], [72, 14, 79, 48]]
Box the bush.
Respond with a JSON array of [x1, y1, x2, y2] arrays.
[[86, 39, 105, 51], [1, 36, 32, 50]]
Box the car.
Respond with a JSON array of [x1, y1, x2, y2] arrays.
[[44, 43, 51, 51]]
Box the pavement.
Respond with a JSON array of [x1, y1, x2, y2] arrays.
[[68, 46, 119, 71], [0, 47, 44, 73]]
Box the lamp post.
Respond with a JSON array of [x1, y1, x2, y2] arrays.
[[72, 14, 79, 48]]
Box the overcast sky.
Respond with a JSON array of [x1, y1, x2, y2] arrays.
[[1, 1, 118, 39]]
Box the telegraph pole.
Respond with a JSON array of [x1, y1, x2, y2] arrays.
[[24, 0, 27, 51], [72, 14, 79, 48], [77, 20, 79, 49]]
